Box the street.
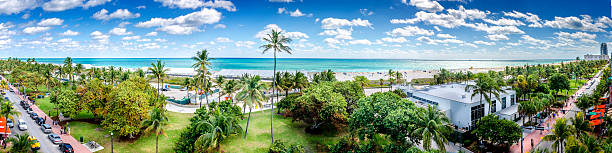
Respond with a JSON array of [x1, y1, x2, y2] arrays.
[[5, 90, 60, 153]]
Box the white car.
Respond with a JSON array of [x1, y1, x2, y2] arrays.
[[17, 119, 27, 131]]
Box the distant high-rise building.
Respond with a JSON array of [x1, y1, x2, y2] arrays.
[[601, 43, 608, 55]]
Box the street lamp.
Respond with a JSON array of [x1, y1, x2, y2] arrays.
[[110, 132, 114, 153]]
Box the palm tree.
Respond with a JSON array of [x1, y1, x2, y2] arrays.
[[394, 71, 403, 86], [183, 78, 192, 99], [292, 71, 307, 92], [571, 112, 591, 138], [7, 133, 34, 153], [214, 75, 225, 102], [465, 75, 492, 118], [192, 50, 214, 109], [543, 118, 574, 153], [388, 69, 394, 91], [353, 76, 368, 89], [141, 108, 168, 153], [63, 57, 73, 84], [412, 105, 452, 151], [149, 60, 169, 99], [1, 99, 19, 147], [193, 110, 242, 152], [235, 75, 267, 139], [379, 78, 384, 92], [260, 29, 292, 143], [221, 79, 238, 103]]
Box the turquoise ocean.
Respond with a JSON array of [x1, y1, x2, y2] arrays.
[[24, 58, 573, 72]]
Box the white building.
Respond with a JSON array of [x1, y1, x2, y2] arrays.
[[400, 83, 517, 130], [584, 54, 609, 61]]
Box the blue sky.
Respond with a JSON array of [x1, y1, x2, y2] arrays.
[[0, 0, 611, 59]]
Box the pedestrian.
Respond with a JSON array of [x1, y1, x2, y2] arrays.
[[531, 139, 534, 148]]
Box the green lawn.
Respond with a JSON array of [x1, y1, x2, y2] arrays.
[[70, 111, 193, 153], [221, 109, 345, 153]]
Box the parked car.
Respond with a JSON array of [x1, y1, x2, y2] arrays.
[[48, 133, 61, 144], [9, 88, 13, 92], [59, 143, 74, 153], [26, 108, 33, 114], [40, 124, 52, 134], [30, 113, 37, 119], [28, 136, 40, 150], [18, 119, 27, 131], [35, 117, 44, 125], [7, 119, 13, 128], [22, 103, 30, 109]]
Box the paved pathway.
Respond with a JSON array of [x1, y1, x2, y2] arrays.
[[0, 76, 92, 153], [509, 69, 603, 153]]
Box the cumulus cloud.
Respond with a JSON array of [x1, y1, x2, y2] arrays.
[[269, 0, 294, 2], [390, 6, 486, 28], [42, 0, 84, 12], [38, 18, 64, 26], [348, 39, 372, 45], [483, 18, 525, 26], [235, 40, 256, 48], [60, 30, 79, 36], [136, 8, 221, 35], [153, 0, 235, 11], [543, 15, 606, 32], [360, 9, 374, 16], [83, 0, 110, 9], [278, 8, 312, 17], [214, 24, 226, 29], [23, 26, 51, 34], [485, 34, 509, 41], [320, 18, 372, 29], [473, 40, 495, 46], [520, 35, 548, 45], [215, 37, 233, 43], [122, 35, 140, 40], [109, 27, 133, 35], [436, 33, 455, 38], [93, 9, 141, 20], [0, 0, 38, 15], [255, 24, 309, 40], [319, 28, 353, 40], [386, 26, 434, 37], [381, 37, 408, 43], [502, 11, 542, 27], [202, 0, 236, 12], [145, 31, 158, 36], [403, 0, 444, 12], [464, 23, 524, 35], [90, 30, 109, 43]]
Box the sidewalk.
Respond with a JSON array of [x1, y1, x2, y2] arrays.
[[1, 76, 92, 153], [508, 69, 601, 153]]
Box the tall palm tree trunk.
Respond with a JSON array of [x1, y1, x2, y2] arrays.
[[156, 134, 159, 153], [270, 51, 276, 143], [205, 78, 209, 110], [244, 107, 252, 139]]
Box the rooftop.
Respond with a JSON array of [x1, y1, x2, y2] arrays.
[[410, 82, 515, 104]]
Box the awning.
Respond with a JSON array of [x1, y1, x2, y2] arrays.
[[590, 113, 602, 120], [0, 117, 11, 135], [594, 105, 606, 110], [590, 119, 603, 126]]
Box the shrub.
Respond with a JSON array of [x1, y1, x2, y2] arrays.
[[269, 140, 305, 153]]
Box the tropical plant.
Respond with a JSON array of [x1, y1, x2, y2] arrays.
[[0, 99, 20, 146], [413, 105, 453, 151], [543, 118, 574, 153], [7, 133, 34, 153], [221, 79, 238, 103], [260, 29, 292, 143], [353, 76, 368, 89], [235, 75, 267, 139], [141, 107, 169, 153], [214, 75, 225, 102], [149, 60, 169, 98], [192, 50, 214, 108]]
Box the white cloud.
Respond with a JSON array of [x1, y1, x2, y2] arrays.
[[319, 28, 352, 40], [390, 6, 486, 28], [543, 15, 606, 32], [90, 30, 109, 43], [60, 30, 79, 36], [136, 38, 151, 42], [0, 0, 38, 15], [285, 32, 309, 39], [202, 0, 236, 12], [465, 23, 525, 35], [136, 5, 146, 9], [403, 0, 444, 12], [21, 13, 30, 19], [320, 18, 372, 29], [436, 33, 455, 38], [57, 38, 72, 43], [235, 41, 256, 48], [473, 40, 495, 46], [348, 39, 372, 45], [483, 18, 525, 26], [255, 24, 309, 40], [93, 9, 141, 20], [597, 16, 612, 27], [145, 31, 158, 36], [215, 37, 233, 43], [42, 0, 83, 12], [359, 9, 373, 16], [554, 31, 596, 40], [83, 0, 110, 9], [278, 8, 312, 17], [153, 0, 204, 9], [214, 24, 226, 29], [122, 35, 141, 40], [386, 26, 434, 37], [109, 27, 133, 35], [520, 35, 548, 45], [136, 8, 221, 35], [502, 11, 542, 27], [381, 37, 408, 43], [23, 26, 51, 34], [485, 34, 509, 41], [38, 18, 64, 26], [154, 38, 167, 42]]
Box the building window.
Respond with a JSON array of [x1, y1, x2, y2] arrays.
[[491, 100, 496, 113], [502, 97, 507, 109], [471, 104, 485, 127], [511, 95, 516, 105]]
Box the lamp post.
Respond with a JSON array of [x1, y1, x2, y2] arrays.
[[110, 132, 114, 153]]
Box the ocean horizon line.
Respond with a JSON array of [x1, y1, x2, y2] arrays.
[[5, 57, 574, 62]]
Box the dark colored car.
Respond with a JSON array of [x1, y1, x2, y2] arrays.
[[59, 143, 74, 153], [7, 119, 13, 128], [35, 117, 44, 125], [30, 113, 38, 120], [48, 133, 61, 144], [26, 108, 33, 114], [22, 103, 30, 109]]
